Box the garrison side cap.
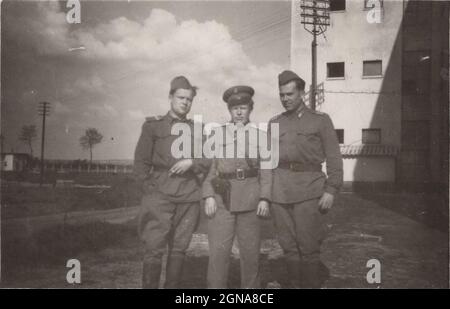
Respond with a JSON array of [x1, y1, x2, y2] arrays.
[[278, 70, 305, 89], [170, 76, 195, 92]]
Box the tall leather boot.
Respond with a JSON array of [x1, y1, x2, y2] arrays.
[[300, 260, 330, 288], [164, 254, 185, 289], [285, 258, 302, 288], [142, 261, 162, 289]]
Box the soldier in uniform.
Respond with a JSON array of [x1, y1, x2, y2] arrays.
[[268, 70, 343, 288], [202, 85, 271, 288], [134, 76, 210, 289]]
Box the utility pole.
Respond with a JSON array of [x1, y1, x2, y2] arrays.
[[38, 102, 51, 186], [0, 134, 4, 173], [300, 0, 330, 110], [0, 134, 4, 154]]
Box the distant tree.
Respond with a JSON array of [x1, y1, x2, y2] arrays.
[[79, 128, 103, 164], [18, 125, 37, 156]]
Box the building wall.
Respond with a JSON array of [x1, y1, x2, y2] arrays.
[[291, 0, 403, 147], [323, 156, 396, 182], [443, 3, 449, 188], [343, 157, 396, 182], [291, 0, 448, 185], [291, 0, 404, 182], [399, 0, 449, 183]]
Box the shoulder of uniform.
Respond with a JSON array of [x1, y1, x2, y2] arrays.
[[306, 108, 327, 117], [269, 113, 283, 122], [145, 115, 164, 122]]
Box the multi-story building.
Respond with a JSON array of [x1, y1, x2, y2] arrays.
[[291, 0, 449, 188]]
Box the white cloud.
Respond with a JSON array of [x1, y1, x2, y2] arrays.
[[5, 3, 285, 159], [127, 109, 146, 120], [54, 101, 72, 115], [88, 103, 119, 119]]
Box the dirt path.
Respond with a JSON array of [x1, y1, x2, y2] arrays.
[[1, 193, 447, 288]]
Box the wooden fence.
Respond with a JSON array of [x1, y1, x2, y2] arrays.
[[33, 162, 134, 174]]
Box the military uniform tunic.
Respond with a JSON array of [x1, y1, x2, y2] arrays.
[[268, 107, 343, 203], [268, 106, 343, 276], [134, 112, 210, 288], [202, 123, 271, 288], [134, 112, 208, 203]]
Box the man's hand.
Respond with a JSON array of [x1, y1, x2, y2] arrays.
[[169, 159, 193, 176], [318, 192, 334, 213], [256, 200, 270, 217], [204, 197, 217, 218]]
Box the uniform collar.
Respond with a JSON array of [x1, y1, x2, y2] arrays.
[[296, 103, 307, 118], [283, 103, 307, 118], [225, 121, 255, 129], [224, 122, 258, 140], [166, 111, 190, 123]]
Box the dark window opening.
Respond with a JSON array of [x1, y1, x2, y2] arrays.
[[330, 0, 346, 11], [327, 62, 345, 78], [364, 0, 383, 9], [362, 129, 381, 144], [363, 60, 382, 76], [335, 129, 344, 144]]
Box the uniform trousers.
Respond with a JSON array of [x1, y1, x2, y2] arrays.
[[271, 198, 326, 262], [139, 192, 200, 288], [207, 205, 261, 289], [271, 198, 328, 287]]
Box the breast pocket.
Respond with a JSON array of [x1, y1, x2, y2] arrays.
[[153, 131, 180, 159], [154, 131, 173, 146], [297, 131, 320, 144], [296, 131, 323, 158]]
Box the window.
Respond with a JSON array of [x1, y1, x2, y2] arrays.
[[335, 129, 344, 144], [362, 129, 381, 144], [364, 0, 383, 9], [327, 62, 345, 78], [363, 60, 382, 77], [330, 0, 346, 11]]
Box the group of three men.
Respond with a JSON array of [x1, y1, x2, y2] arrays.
[[134, 70, 343, 289]]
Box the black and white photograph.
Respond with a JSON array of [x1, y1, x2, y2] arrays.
[[0, 0, 449, 292]]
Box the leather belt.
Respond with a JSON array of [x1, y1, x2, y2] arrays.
[[277, 162, 322, 172], [219, 168, 258, 180], [152, 165, 198, 180]]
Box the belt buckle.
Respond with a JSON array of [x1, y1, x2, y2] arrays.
[[236, 168, 245, 180], [289, 163, 296, 171]]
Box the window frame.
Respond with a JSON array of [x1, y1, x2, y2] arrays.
[[330, 0, 346, 12], [362, 128, 382, 144], [335, 129, 345, 144], [326, 62, 346, 80], [362, 60, 383, 78], [363, 0, 384, 10]]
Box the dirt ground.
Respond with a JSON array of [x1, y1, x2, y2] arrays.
[[1, 192, 448, 288]]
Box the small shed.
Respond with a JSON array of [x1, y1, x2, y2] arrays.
[[1, 153, 31, 171]]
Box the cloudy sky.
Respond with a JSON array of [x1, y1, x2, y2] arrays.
[[1, 0, 291, 160]]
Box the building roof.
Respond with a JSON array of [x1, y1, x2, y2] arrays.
[[340, 145, 399, 157]]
